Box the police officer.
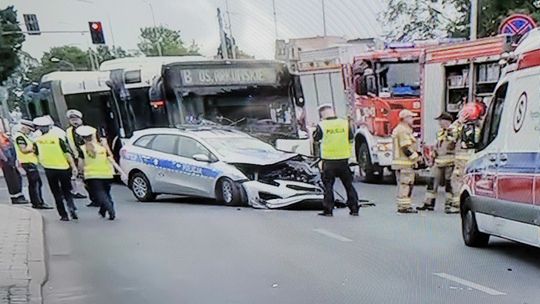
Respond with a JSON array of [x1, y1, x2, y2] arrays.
[[417, 113, 459, 213], [313, 104, 359, 217], [33, 117, 79, 221], [13, 120, 52, 209], [76, 126, 120, 220], [0, 131, 29, 205], [391, 110, 419, 214], [65, 109, 100, 203]]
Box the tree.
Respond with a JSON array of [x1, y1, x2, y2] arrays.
[[95, 45, 131, 64], [27, 45, 92, 82], [447, 0, 540, 38], [0, 6, 25, 84], [380, 0, 458, 41], [138, 26, 200, 56]]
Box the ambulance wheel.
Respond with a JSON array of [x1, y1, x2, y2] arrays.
[[461, 197, 490, 247], [357, 142, 380, 183], [217, 178, 244, 207], [130, 172, 157, 202]]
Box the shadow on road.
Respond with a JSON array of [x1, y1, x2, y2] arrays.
[[486, 239, 540, 270]]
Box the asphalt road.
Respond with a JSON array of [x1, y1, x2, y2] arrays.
[[2, 178, 540, 304]]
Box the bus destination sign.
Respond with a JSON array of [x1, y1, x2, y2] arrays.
[[180, 67, 278, 86]]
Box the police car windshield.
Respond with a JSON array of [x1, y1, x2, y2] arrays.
[[205, 137, 277, 157]]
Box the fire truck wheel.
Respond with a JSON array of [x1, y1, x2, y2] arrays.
[[356, 142, 381, 183]]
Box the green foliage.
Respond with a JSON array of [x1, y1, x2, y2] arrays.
[[95, 45, 131, 64], [447, 0, 540, 38], [27, 45, 91, 81], [137, 26, 200, 56], [0, 6, 25, 84]]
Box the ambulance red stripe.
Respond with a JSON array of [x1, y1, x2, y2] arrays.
[[517, 49, 540, 71]]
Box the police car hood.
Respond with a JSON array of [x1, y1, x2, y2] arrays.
[[221, 148, 298, 166]]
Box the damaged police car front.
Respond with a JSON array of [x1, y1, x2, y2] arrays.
[[120, 127, 323, 209]]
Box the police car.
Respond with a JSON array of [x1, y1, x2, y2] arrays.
[[460, 29, 540, 248], [120, 126, 323, 208]]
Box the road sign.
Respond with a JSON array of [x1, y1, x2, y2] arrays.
[[499, 14, 537, 36]]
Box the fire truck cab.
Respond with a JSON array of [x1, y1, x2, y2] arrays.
[[351, 45, 423, 182], [460, 28, 540, 248]]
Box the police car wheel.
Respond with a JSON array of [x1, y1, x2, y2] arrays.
[[130, 172, 157, 202], [461, 198, 490, 247], [218, 178, 242, 207]]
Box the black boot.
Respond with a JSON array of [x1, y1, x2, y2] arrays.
[[72, 192, 87, 199], [11, 196, 29, 205], [70, 210, 79, 220], [398, 207, 419, 214]]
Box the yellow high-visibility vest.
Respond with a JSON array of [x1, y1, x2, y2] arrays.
[[14, 133, 38, 164], [35, 133, 69, 170], [81, 144, 114, 179], [319, 118, 352, 160]]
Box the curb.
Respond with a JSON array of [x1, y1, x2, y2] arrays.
[[15, 206, 47, 304]]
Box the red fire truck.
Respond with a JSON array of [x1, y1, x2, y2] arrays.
[[350, 45, 425, 182]]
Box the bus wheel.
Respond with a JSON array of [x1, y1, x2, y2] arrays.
[[357, 142, 380, 183], [130, 172, 157, 202]]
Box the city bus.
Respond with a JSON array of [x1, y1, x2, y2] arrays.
[[36, 57, 304, 156]]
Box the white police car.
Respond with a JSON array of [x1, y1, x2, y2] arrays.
[[120, 126, 323, 208]]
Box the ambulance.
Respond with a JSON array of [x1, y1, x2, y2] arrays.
[[460, 28, 540, 248]]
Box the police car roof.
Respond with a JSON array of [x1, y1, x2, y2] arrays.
[[133, 127, 248, 139]]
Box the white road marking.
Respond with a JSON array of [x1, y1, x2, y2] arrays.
[[433, 273, 506, 296], [313, 228, 352, 242]]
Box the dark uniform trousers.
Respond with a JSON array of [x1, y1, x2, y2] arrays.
[[1, 163, 22, 196], [21, 163, 44, 206], [322, 159, 359, 214], [87, 179, 115, 218], [45, 169, 76, 218]]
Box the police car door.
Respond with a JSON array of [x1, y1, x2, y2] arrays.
[[147, 134, 181, 194], [174, 136, 218, 197]]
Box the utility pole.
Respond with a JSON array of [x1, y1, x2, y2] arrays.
[[272, 0, 278, 39], [225, 0, 236, 59], [147, 0, 163, 56], [217, 8, 229, 59], [470, 0, 478, 40], [322, 0, 327, 36]]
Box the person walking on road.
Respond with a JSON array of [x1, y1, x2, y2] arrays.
[[76, 126, 121, 220], [33, 117, 79, 221], [13, 120, 53, 209], [0, 131, 29, 205], [417, 113, 459, 214], [391, 110, 420, 214], [313, 104, 359, 217]]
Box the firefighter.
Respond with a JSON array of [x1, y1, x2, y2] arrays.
[[313, 104, 359, 217], [417, 113, 459, 213], [0, 131, 29, 205], [391, 110, 419, 214], [76, 126, 120, 220], [33, 117, 79, 221], [451, 103, 482, 209], [13, 120, 53, 209]]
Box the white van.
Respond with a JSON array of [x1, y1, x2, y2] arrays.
[[460, 28, 540, 248]]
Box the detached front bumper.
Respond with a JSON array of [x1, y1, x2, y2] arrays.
[[242, 180, 324, 209]]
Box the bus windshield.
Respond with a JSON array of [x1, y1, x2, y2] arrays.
[[377, 62, 420, 97]]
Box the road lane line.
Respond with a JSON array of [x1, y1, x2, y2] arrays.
[[313, 228, 352, 242], [433, 273, 506, 296]]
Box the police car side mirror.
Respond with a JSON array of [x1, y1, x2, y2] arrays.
[[192, 154, 211, 163]]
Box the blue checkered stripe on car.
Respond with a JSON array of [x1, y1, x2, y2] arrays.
[[124, 152, 221, 179]]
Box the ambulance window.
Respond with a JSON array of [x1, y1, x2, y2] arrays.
[[478, 83, 508, 151]]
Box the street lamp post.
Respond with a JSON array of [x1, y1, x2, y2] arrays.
[[50, 57, 76, 71]]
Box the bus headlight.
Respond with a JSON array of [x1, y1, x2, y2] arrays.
[[376, 143, 392, 152]]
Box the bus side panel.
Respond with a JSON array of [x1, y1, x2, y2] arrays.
[[422, 63, 445, 145]]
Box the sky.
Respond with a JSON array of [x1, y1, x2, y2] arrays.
[[5, 0, 384, 60]]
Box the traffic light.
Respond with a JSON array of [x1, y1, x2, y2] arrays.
[[88, 21, 105, 44]]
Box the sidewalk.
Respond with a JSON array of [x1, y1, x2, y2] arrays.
[[0, 205, 46, 304]]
